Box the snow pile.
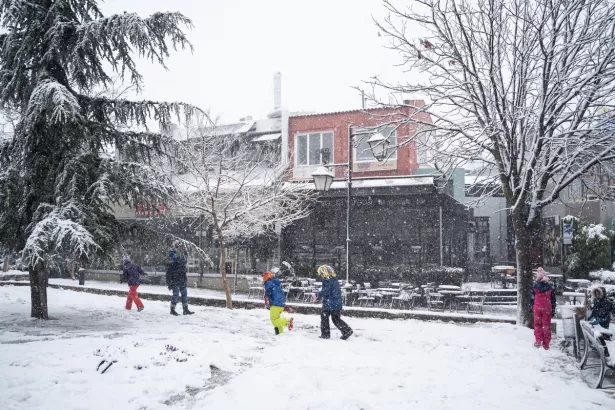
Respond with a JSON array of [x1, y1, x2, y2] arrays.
[[0, 269, 28, 277], [0, 286, 611, 409], [582, 223, 609, 243], [589, 269, 615, 284]]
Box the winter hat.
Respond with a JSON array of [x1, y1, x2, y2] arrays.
[[263, 271, 275, 283], [173, 239, 181, 249], [316, 264, 336, 279], [536, 267, 548, 282], [592, 287, 605, 300]]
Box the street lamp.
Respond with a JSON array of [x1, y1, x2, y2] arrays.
[[311, 166, 335, 192], [366, 132, 390, 162], [311, 126, 389, 282]]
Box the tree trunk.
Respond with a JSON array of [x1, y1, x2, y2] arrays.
[[2, 253, 8, 272], [218, 234, 233, 309], [29, 261, 49, 319], [513, 211, 541, 328]]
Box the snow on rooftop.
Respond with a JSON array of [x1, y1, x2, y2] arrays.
[[286, 176, 435, 191], [252, 133, 281, 142]]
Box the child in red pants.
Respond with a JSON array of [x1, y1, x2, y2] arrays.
[[121, 257, 145, 312], [529, 268, 556, 349]]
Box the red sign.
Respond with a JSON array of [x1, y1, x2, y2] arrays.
[[136, 202, 169, 217]]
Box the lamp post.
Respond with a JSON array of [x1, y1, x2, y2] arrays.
[[311, 127, 390, 282]]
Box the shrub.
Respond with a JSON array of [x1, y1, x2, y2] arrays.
[[565, 222, 612, 278]]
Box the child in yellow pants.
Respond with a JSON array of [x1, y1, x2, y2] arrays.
[[263, 271, 294, 335]]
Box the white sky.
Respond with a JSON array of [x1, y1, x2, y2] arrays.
[[101, 0, 409, 123]]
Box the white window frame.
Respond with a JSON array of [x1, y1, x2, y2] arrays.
[[353, 125, 398, 163], [294, 131, 334, 166]]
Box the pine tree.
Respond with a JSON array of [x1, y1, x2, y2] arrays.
[[0, 0, 198, 319]]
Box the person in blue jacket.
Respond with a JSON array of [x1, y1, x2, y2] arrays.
[[314, 264, 353, 340], [263, 271, 293, 335], [165, 240, 194, 316]]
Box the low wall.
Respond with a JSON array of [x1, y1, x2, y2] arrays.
[[77, 270, 254, 293], [0, 281, 516, 324]]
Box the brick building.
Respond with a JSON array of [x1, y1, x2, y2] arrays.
[[282, 105, 469, 280]]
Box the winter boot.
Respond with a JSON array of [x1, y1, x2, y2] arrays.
[[534, 342, 542, 348], [138, 307, 144, 312], [170, 305, 179, 316], [543, 343, 550, 350], [341, 329, 354, 340], [183, 305, 194, 315], [274, 327, 280, 335], [288, 317, 294, 331]]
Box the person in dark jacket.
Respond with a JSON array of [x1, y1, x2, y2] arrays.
[[588, 286, 613, 357], [121, 256, 144, 312], [314, 265, 353, 340], [263, 271, 293, 335], [528, 267, 556, 350], [165, 240, 194, 316], [589, 287, 613, 329]]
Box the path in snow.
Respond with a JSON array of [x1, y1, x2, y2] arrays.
[[0, 285, 612, 410]]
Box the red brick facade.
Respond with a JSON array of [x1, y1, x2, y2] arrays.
[[288, 103, 431, 180]]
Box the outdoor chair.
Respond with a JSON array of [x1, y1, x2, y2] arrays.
[[303, 291, 317, 303], [454, 290, 472, 312], [426, 292, 444, 311], [467, 294, 486, 314], [247, 277, 264, 299], [357, 290, 376, 307], [391, 291, 414, 310]]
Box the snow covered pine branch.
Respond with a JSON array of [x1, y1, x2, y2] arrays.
[[170, 113, 316, 309], [0, 0, 199, 319], [368, 0, 615, 326]]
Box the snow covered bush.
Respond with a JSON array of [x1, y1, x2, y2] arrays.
[[589, 270, 615, 285], [565, 222, 612, 279]]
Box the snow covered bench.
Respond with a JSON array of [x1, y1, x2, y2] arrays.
[[579, 321, 614, 389]]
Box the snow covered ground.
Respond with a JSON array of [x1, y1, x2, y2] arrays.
[[1, 285, 612, 410]]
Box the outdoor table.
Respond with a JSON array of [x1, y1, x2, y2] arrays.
[[438, 290, 464, 311], [548, 274, 563, 293], [567, 279, 590, 285], [438, 285, 462, 290], [492, 265, 516, 289], [563, 291, 586, 305]]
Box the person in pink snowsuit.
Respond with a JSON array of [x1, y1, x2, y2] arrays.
[[528, 267, 556, 349]]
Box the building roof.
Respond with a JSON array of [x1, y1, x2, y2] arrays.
[[252, 133, 281, 142], [289, 103, 425, 119]]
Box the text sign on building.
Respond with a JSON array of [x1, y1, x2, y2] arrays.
[[136, 202, 169, 217], [563, 220, 573, 245]]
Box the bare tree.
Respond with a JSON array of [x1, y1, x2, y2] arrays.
[[369, 0, 615, 325], [171, 114, 315, 308]]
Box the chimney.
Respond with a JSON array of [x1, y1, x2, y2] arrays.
[[273, 72, 282, 111]]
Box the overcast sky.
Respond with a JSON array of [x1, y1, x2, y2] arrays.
[[101, 0, 409, 123]]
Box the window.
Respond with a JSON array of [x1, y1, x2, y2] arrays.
[[353, 125, 397, 161], [295, 132, 333, 165]]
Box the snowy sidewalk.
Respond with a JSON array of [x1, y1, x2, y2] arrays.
[[1, 285, 612, 410], [1, 278, 519, 323]]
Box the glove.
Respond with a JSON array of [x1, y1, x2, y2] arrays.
[[284, 306, 295, 313], [264, 297, 270, 310], [590, 317, 601, 326], [311, 294, 317, 302]]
